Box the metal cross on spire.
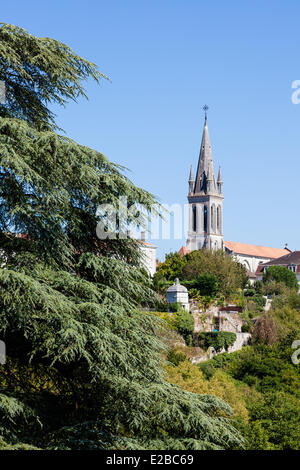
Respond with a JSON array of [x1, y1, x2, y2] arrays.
[[203, 104, 209, 122]]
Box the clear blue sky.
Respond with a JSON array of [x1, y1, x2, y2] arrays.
[[2, 0, 300, 259]]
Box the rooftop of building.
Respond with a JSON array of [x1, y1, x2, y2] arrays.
[[178, 241, 290, 260], [256, 251, 300, 274], [224, 241, 290, 259]]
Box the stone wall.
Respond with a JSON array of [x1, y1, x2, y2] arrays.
[[192, 310, 243, 333], [190, 333, 251, 363]]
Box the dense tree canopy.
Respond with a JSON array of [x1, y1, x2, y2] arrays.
[[154, 249, 248, 299], [0, 24, 243, 450], [262, 266, 299, 290]]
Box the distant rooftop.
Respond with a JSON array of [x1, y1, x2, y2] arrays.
[[256, 251, 300, 274], [178, 241, 290, 260], [224, 241, 290, 259]]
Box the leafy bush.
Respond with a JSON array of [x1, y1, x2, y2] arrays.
[[263, 266, 299, 290], [193, 332, 237, 352], [154, 299, 170, 312], [175, 309, 194, 345], [183, 274, 219, 297], [147, 311, 178, 330], [252, 294, 266, 308], [168, 302, 182, 313], [154, 252, 187, 283], [166, 361, 249, 421], [167, 349, 188, 366], [182, 250, 248, 298], [244, 288, 256, 297]]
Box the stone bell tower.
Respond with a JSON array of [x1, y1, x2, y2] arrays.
[[186, 106, 224, 252]]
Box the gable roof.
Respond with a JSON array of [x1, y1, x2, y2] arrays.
[[140, 240, 156, 248], [178, 246, 190, 257], [256, 251, 300, 274], [224, 241, 290, 259]]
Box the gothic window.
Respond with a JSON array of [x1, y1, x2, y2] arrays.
[[193, 206, 197, 232], [211, 204, 216, 232], [204, 206, 207, 232], [217, 206, 220, 231], [211, 206, 214, 230]]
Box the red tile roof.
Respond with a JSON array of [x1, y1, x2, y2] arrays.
[[178, 246, 190, 257], [224, 241, 290, 259], [140, 240, 156, 247]]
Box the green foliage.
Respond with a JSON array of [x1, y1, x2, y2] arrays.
[[182, 250, 248, 298], [270, 306, 300, 341], [167, 349, 188, 366], [241, 322, 251, 333], [252, 294, 266, 308], [154, 252, 187, 284], [262, 266, 299, 290], [202, 340, 300, 449], [168, 302, 182, 313], [0, 23, 106, 130], [153, 298, 170, 312], [175, 309, 194, 346], [194, 332, 237, 352], [183, 274, 219, 297], [244, 288, 256, 297], [147, 311, 178, 331]]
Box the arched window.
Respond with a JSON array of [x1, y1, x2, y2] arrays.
[[193, 206, 197, 232], [217, 206, 220, 231], [204, 206, 207, 232], [211, 206, 214, 230]]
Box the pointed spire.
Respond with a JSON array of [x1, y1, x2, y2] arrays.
[[189, 165, 194, 182], [194, 111, 217, 194]]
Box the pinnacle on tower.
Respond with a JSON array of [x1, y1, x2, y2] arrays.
[[217, 166, 223, 194], [217, 165, 222, 182], [188, 165, 194, 193]]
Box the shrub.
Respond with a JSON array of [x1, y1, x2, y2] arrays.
[[193, 332, 237, 352], [154, 299, 169, 312], [183, 273, 219, 297], [175, 309, 194, 345], [241, 322, 251, 333], [244, 288, 256, 297], [167, 349, 187, 366], [252, 294, 266, 308], [262, 266, 299, 290], [182, 250, 248, 298], [169, 302, 182, 313]]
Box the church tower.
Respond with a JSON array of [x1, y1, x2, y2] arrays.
[[186, 107, 224, 252]]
